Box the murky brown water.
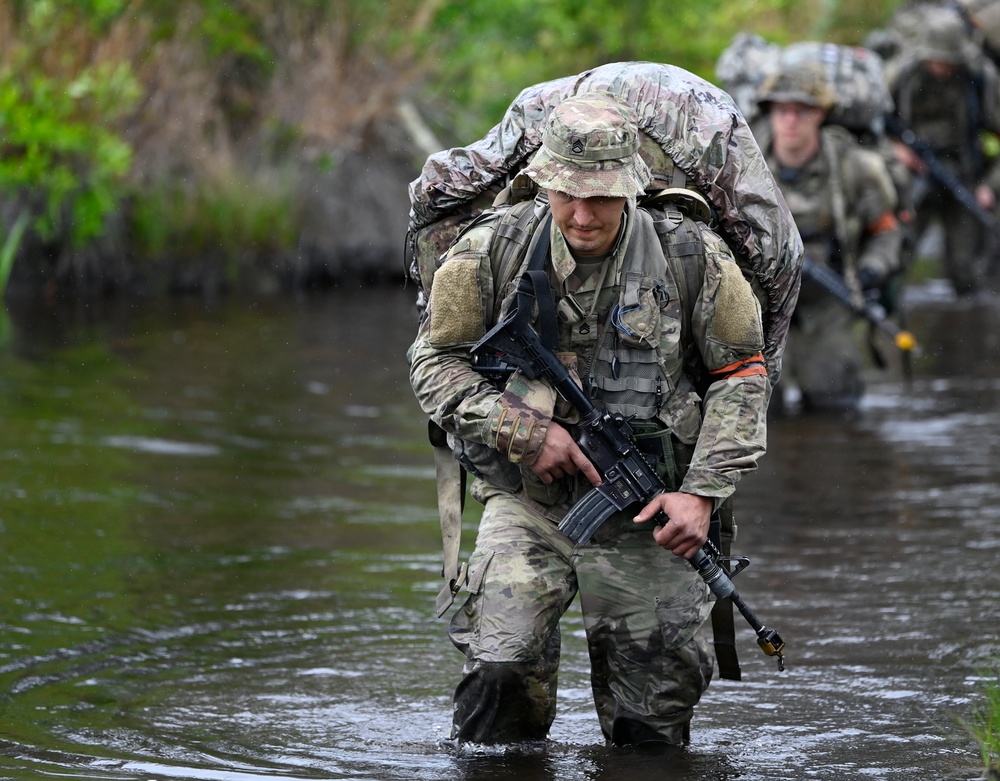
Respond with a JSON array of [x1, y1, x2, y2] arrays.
[[0, 280, 997, 780]]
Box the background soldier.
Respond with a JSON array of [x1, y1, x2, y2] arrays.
[[409, 92, 770, 746], [755, 64, 903, 412], [884, 4, 1000, 294]]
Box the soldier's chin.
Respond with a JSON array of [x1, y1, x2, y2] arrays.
[[567, 232, 605, 255]]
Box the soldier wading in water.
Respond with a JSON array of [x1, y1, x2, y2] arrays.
[[409, 91, 771, 746]]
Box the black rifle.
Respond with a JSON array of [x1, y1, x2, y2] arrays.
[[885, 114, 1000, 242], [470, 277, 785, 672], [801, 258, 920, 356]]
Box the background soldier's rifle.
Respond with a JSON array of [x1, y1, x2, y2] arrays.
[[471, 271, 785, 672], [885, 113, 1000, 244], [801, 258, 919, 357]]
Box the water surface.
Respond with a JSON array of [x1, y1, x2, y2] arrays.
[[0, 282, 997, 780]]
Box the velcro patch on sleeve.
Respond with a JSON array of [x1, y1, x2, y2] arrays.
[[429, 257, 486, 347], [710, 259, 764, 351]]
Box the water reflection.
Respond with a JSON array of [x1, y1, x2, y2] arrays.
[[0, 283, 996, 780]]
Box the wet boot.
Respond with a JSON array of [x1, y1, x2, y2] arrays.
[[451, 661, 557, 743], [609, 713, 691, 746]]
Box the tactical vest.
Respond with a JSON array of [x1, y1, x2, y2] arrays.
[[437, 190, 709, 504]]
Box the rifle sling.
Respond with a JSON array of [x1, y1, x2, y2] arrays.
[[512, 215, 558, 352], [431, 420, 468, 618], [712, 597, 742, 681], [711, 499, 742, 680]]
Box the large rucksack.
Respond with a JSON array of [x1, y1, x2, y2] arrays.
[[716, 34, 895, 138], [960, 0, 1000, 65], [406, 60, 803, 382]]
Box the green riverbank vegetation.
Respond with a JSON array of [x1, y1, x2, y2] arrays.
[[0, 0, 907, 298], [969, 661, 1000, 779]]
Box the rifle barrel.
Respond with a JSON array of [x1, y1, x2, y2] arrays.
[[801, 259, 920, 355]]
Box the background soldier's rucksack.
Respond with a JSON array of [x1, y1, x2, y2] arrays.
[[406, 60, 802, 383], [716, 34, 895, 139], [959, 0, 1000, 65]]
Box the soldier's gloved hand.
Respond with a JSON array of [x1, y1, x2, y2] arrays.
[[486, 370, 556, 465], [856, 266, 881, 294]]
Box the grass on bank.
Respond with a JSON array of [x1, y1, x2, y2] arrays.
[[0, 212, 29, 296], [129, 172, 300, 280], [968, 662, 1000, 779]]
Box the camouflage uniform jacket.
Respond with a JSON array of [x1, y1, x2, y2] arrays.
[[409, 198, 769, 517], [762, 124, 902, 294]]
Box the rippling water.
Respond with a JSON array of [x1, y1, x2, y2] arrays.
[[0, 283, 997, 781]]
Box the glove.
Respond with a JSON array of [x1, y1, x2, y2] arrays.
[[486, 370, 556, 465], [856, 267, 881, 294]]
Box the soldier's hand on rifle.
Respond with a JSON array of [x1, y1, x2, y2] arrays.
[[529, 421, 603, 487], [892, 140, 926, 175], [976, 183, 996, 212], [634, 492, 713, 559]]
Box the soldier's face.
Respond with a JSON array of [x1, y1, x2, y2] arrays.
[[926, 60, 958, 80], [769, 101, 825, 149], [547, 190, 627, 256]]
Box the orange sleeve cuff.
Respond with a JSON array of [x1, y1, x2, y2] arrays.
[[709, 352, 768, 379], [867, 212, 899, 235]]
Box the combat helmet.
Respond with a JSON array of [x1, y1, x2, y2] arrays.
[[756, 63, 837, 111], [914, 5, 976, 64]]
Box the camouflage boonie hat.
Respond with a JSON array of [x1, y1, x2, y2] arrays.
[[522, 92, 651, 198], [757, 63, 837, 111]]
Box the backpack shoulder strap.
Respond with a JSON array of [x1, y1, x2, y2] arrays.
[[491, 199, 544, 292], [643, 197, 706, 358]]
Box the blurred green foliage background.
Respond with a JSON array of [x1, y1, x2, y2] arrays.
[[0, 0, 904, 289]]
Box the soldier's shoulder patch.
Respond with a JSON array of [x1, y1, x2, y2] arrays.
[[429, 257, 487, 347], [709, 257, 764, 352]]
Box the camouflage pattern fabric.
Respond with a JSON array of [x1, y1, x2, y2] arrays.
[[960, 0, 1000, 63], [783, 42, 894, 135], [520, 92, 652, 198], [884, 6, 1000, 294], [407, 61, 802, 382], [760, 124, 902, 408], [410, 87, 771, 744], [486, 369, 557, 464], [783, 303, 863, 410], [716, 35, 895, 137], [756, 63, 838, 111], [714, 33, 783, 121], [883, 3, 984, 69], [409, 200, 769, 512], [448, 484, 714, 745]]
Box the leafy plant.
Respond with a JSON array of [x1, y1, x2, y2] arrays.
[[0, 41, 139, 247], [129, 173, 299, 276], [422, 0, 904, 142]]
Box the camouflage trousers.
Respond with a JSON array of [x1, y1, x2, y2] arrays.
[[783, 298, 863, 411], [907, 182, 993, 295], [448, 483, 715, 745]]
